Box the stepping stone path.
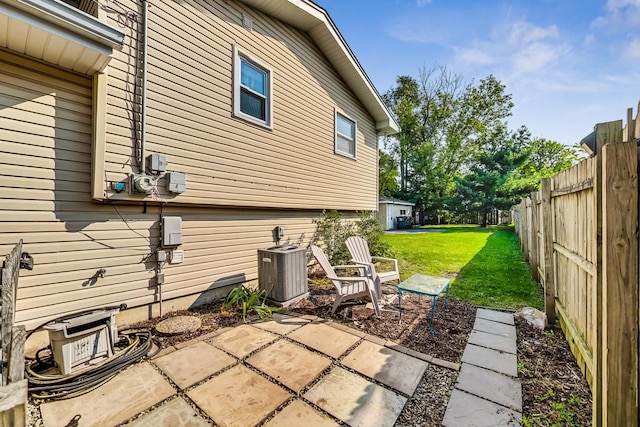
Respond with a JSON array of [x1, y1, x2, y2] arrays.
[[40, 312, 456, 426], [443, 308, 523, 426]]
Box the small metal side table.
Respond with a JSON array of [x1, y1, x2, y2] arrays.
[[397, 274, 450, 334]]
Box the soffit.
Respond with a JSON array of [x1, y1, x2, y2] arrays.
[[0, 0, 124, 75]]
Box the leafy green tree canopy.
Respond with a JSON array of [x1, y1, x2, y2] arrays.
[[382, 65, 515, 222]]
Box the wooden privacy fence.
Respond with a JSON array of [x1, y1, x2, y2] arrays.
[[512, 105, 639, 426], [0, 240, 27, 427]]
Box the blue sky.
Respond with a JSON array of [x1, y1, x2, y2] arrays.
[[314, 0, 640, 146]]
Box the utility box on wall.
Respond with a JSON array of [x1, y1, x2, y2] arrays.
[[162, 216, 182, 247], [257, 245, 308, 306]]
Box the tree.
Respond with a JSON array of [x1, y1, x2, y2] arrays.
[[522, 138, 580, 179], [454, 126, 533, 226], [383, 66, 515, 223], [378, 150, 399, 197]]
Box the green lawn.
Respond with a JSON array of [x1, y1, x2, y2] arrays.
[[383, 225, 543, 310]]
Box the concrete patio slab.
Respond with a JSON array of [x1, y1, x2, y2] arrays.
[[252, 313, 310, 335], [287, 322, 360, 358], [341, 340, 429, 396], [207, 324, 279, 359], [476, 308, 515, 325], [40, 363, 175, 427], [468, 329, 517, 354], [473, 317, 517, 339], [127, 397, 210, 427], [462, 344, 518, 377], [455, 364, 522, 412], [187, 364, 290, 426], [246, 339, 332, 392], [304, 367, 407, 427], [264, 400, 339, 427], [443, 389, 522, 426], [153, 341, 236, 389]]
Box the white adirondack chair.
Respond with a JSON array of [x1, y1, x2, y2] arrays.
[[345, 236, 401, 289], [310, 245, 381, 318]]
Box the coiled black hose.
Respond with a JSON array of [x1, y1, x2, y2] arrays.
[[26, 330, 160, 400]]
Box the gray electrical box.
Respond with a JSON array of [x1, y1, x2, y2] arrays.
[[162, 216, 182, 247], [166, 172, 186, 194], [147, 153, 167, 174]]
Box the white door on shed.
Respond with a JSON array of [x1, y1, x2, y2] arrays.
[[387, 204, 394, 230]]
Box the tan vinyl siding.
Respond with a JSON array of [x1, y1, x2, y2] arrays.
[[2, 0, 381, 330], [0, 49, 340, 330], [102, 0, 378, 211]]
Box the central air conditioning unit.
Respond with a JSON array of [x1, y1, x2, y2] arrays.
[[43, 308, 120, 375], [257, 245, 308, 306]]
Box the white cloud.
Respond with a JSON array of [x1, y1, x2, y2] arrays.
[[622, 38, 640, 59], [456, 48, 494, 65], [511, 42, 568, 75], [592, 0, 640, 30], [507, 21, 559, 45], [415, 0, 432, 6], [606, 0, 640, 10]]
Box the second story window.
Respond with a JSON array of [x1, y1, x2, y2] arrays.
[[335, 112, 356, 158], [233, 46, 272, 128]]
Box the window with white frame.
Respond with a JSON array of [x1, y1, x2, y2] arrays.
[[400, 209, 406, 215], [233, 46, 272, 128], [335, 112, 356, 158]]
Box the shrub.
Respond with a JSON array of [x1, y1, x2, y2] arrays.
[[355, 211, 393, 258], [310, 210, 392, 265]]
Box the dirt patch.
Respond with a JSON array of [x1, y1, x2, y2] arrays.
[[287, 281, 475, 362], [516, 317, 592, 426]]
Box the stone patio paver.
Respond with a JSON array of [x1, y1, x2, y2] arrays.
[[476, 308, 515, 325], [462, 344, 517, 377], [473, 317, 517, 339], [341, 340, 429, 396], [127, 397, 210, 427], [207, 324, 279, 359], [252, 313, 310, 335], [468, 329, 517, 354], [187, 364, 290, 426], [264, 400, 339, 427], [455, 363, 522, 412], [40, 363, 175, 427], [287, 322, 360, 358], [246, 339, 332, 392], [304, 367, 407, 427], [443, 389, 522, 426], [153, 341, 236, 389]]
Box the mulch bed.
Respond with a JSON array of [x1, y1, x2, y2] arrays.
[[516, 317, 592, 426], [286, 281, 476, 362]]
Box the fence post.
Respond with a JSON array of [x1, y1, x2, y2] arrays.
[[1, 241, 22, 386], [522, 199, 529, 261], [540, 178, 556, 323], [530, 192, 539, 281], [601, 140, 638, 425], [593, 120, 624, 425]]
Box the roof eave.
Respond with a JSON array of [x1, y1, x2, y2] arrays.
[[237, 0, 399, 136]]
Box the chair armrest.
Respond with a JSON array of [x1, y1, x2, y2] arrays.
[[371, 256, 397, 263], [326, 274, 370, 283], [371, 256, 399, 269], [333, 265, 368, 278]]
